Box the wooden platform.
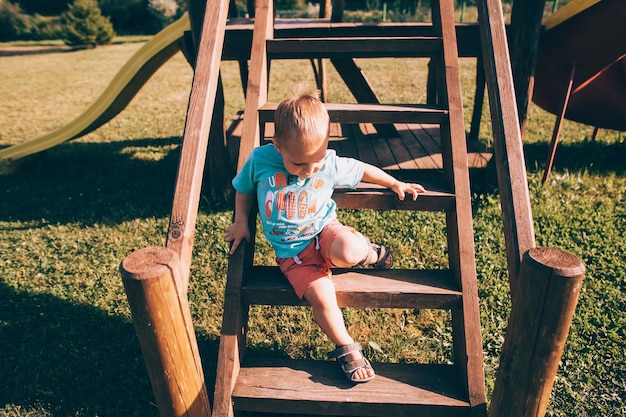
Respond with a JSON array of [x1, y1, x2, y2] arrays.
[[233, 358, 471, 416], [226, 113, 492, 176]]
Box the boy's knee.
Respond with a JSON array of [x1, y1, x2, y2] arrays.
[[329, 232, 369, 266]]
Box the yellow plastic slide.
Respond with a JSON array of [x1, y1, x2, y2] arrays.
[[0, 13, 190, 168]]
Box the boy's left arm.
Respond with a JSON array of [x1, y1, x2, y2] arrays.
[[361, 163, 426, 200]]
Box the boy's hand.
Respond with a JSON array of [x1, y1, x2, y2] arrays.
[[390, 181, 426, 201], [224, 222, 251, 254]]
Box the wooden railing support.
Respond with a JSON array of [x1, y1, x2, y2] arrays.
[[476, 0, 536, 289], [120, 246, 211, 417], [488, 247, 585, 417]]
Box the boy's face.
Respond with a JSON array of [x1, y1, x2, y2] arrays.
[[274, 138, 327, 180]]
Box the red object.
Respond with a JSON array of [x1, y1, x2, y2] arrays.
[[533, 0, 626, 131]]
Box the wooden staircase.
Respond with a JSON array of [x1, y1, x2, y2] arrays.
[[212, 0, 487, 415]]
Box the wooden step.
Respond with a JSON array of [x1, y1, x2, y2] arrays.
[[242, 266, 461, 309], [233, 357, 471, 417], [333, 185, 455, 211], [224, 19, 486, 61], [267, 36, 442, 59], [259, 102, 449, 126]]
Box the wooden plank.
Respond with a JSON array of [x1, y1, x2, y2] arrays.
[[229, 118, 490, 172], [242, 266, 462, 309], [395, 124, 440, 169], [233, 358, 471, 416], [384, 132, 420, 170], [213, 213, 258, 417], [362, 123, 401, 170], [267, 36, 442, 59], [328, 120, 343, 138], [466, 138, 493, 168], [330, 126, 360, 160], [214, 0, 273, 415], [329, 103, 449, 125], [259, 102, 449, 125], [348, 124, 380, 166]]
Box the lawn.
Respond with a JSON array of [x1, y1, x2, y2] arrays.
[[0, 41, 624, 417]]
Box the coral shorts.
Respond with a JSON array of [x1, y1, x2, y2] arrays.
[[276, 219, 358, 299]]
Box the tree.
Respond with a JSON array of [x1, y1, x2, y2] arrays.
[[0, 1, 32, 41], [60, 0, 115, 48]]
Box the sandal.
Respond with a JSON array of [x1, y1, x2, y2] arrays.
[[358, 238, 393, 269], [328, 342, 375, 383], [371, 243, 393, 269]]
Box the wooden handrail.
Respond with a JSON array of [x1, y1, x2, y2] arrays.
[[476, 0, 536, 289], [165, 0, 230, 291]]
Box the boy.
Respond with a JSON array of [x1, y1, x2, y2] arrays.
[[225, 91, 425, 383]]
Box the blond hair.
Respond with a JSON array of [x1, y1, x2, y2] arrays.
[[274, 91, 330, 150]]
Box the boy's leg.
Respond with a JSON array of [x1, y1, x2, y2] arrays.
[[303, 278, 374, 382], [320, 221, 391, 268]]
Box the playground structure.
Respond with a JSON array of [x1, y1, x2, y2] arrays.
[[0, 0, 592, 415], [117, 1, 586, 417]]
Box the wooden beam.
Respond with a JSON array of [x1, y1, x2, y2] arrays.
[[166, 0, 229, 290], [476, 0, 536, 288]]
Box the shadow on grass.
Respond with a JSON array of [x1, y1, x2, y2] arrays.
[[471, 137, 626, 193], [0, 281, 154, 415], [523, 138, 626, 177], [0, 137, 231, 225], [0, 138, 233, 414], [0, 281, 220, 416]]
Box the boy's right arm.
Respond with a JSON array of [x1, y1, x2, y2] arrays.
[[224, 191, 255, 254]]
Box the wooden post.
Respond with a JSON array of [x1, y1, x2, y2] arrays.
[[489, 247, 585, 417], [120, 247, 211, 417]]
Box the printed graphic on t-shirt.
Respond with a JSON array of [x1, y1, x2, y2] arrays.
[[261, 171, 330, 245], [265, 190, 274, 218], [263, 178, 320, 222]]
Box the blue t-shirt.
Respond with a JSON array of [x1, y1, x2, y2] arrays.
[[232, 144, 364, 258]]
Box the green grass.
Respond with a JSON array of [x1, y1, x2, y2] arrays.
[[1, 42, 625, 417]]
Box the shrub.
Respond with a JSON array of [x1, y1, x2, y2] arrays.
[[0, 1, 33, 41], [99, 0, 162, 35], [60, 0, 115, 48], [32, 15, 65, 40]]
